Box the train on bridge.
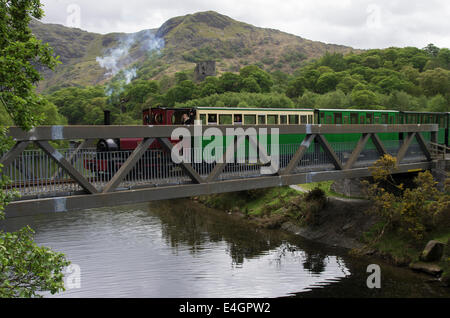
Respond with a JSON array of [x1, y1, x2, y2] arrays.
[[85, 107, 449, 178]]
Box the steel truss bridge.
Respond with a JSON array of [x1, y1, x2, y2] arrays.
[[0, 124, 445, 218]]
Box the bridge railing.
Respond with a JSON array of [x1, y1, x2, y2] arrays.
[[0, 124, 440, 216]]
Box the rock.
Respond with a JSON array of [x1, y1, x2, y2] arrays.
[[342, 223, 353, 232], [420, 240, 445, 262], [409, 262, 443, 277], [441, 273, 450, 287]]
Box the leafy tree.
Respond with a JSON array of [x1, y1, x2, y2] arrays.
[[315, 72, 338, 94], [423, 43, 440, 57], [418, 68, 450, 96], [218, 72, 242, 93], [239, 65, 273, 93], [362, 155, 447, 242], [428, 94, 449, 112], [0, 0, 70, 297], [437, 48, 450, 70], [286, 77, 306, 98], [0, 0, 60, 130], [240, 77, 261, 93], [351, 89, 378, 107]]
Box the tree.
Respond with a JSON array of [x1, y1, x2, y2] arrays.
[[0, 0, 70, 297], [286, 77, 306, 98], [315, 72, 338, 94], [423, 43, 440, 57], [239, 65, 273, 93], [418, 68, 450, 96]]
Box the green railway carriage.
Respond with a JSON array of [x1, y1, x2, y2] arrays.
[[400, 111, 449, 145], [314, 109, 401, 147], [141, 107, 449, 161]]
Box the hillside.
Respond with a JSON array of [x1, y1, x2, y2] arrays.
[[31, 11, 356, 92]]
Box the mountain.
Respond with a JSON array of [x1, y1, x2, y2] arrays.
[[31, 11, 357, 92]]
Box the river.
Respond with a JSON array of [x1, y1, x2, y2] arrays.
[[0, 199, 448, 298]]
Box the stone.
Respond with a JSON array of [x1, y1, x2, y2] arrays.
[[420, 240, 445, 262], [409, 262, 443, 277], [194, 61, 216, 82]]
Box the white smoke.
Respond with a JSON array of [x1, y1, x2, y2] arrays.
[[96, 30, 165, 83]]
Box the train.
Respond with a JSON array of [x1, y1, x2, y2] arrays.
[[84, 107, 449, 178]]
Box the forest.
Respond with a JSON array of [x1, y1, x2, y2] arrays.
[[1, 44, 449, 126]]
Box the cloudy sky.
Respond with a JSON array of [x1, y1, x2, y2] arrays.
[[41, 0, 450, 49]]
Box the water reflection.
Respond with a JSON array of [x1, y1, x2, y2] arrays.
[[1, 199, 446, 298]]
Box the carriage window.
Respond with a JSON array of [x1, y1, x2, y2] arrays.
[[308, 115, 313, 124], [299, 115, 307, 124], [389, 116, 394, 124], [258, 115, 266, 124], [200, 114, 206, 125], [289, 115, 299, 125], [267, 115, 278, 124], [219, 114, 232, 125], [208, 114, 217, 124], [326, 115, 332, 124], [244, 115, 256, 125], [280, 115, 288, 124], [343, 116, 349, 124], [320, 113, 325, 124], [359, 116, 365, 124], [381, 114, 388, 124], [234, 114, 243, 124], [366, 114, 373, 124], [351, 113, 358, 124], [439, 117, 445, 128], [375, 117, 380, 124], [334, 113, 343, 124]]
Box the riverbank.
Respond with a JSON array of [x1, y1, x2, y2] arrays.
[[195, 182, 450, 287]]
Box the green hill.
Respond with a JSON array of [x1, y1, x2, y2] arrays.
[[31, 11, 356, 92]]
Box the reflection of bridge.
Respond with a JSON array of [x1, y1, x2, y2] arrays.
[[1, 124, 446, 218]]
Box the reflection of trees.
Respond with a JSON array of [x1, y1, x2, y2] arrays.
[[148, 200, 290, 265], [302, 252, 327, 275], [270, 242, 327, 276], [148, 199, 333, 276]]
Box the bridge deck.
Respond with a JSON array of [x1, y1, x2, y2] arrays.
[[1, 124, 444, 218]]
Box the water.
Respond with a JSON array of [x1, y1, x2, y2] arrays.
[[0, 199, 448, 298]]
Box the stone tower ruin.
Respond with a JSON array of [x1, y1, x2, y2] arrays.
[[194, 61, 216, 82]]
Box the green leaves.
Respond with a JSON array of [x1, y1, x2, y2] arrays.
[[0, 0, 60, 131], [0, 227, 70, 298]]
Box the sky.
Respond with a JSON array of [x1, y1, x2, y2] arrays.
[[41, 0, 450, 49]]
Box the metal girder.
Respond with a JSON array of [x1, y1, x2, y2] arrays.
[[157, 137, 204, 184], [35, 141, 98, 194], [396, 132, 416, 164], [415, 133, 432, 161], [344, 133, 371, 170], [7, 124, 439, 141], [4, 161, 432, 218], [102, 138, 155, 193], [314, 135, 344, 170], [51, 139, 94, 180], [370, 133, 387, 156], [279, 134, 316, 175], [205, 137, 238, 182], [0, 141, 31, 168]]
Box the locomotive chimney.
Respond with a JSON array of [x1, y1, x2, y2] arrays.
[[104, 110, 111, 125]]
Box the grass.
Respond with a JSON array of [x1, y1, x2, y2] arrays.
[[298, 181, 363, 199]]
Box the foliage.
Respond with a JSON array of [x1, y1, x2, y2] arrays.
[[362, 155, 449, 243], [0, 0, 60, 130], [0, 0, 70, 298]]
